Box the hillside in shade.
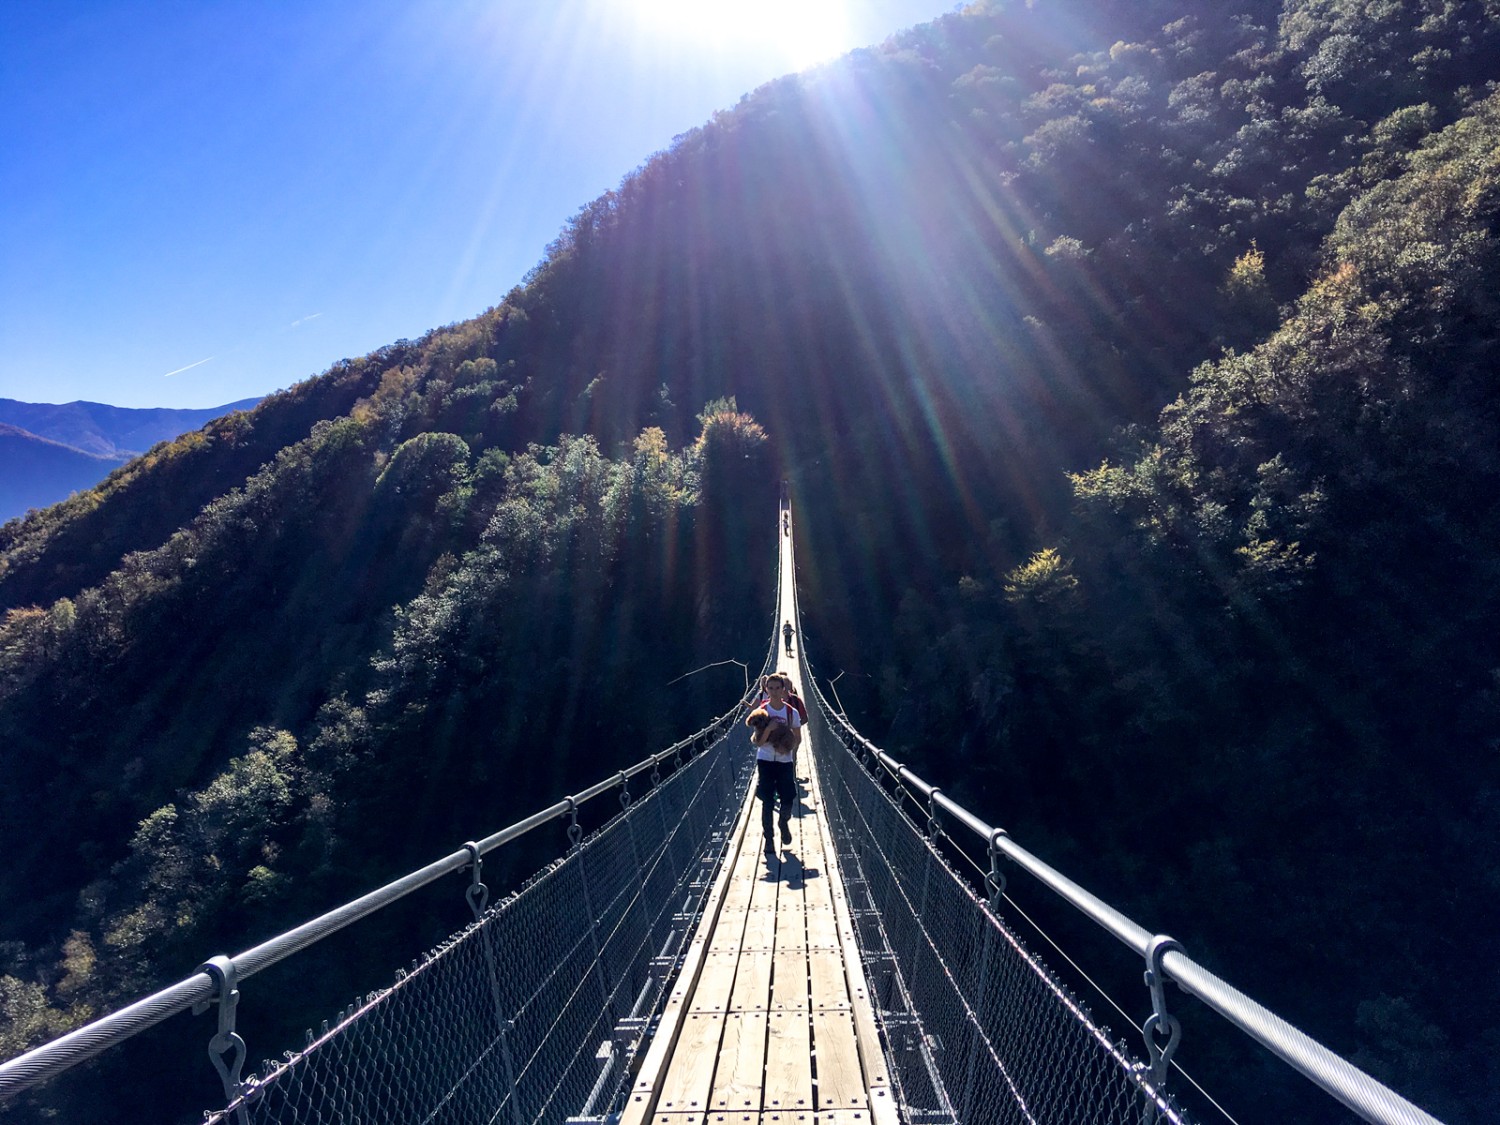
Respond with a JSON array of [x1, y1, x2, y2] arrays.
[[0, 398, 264, 460], [0, 424, 126, 523], [2, 2, 1498, 1122], [0, 397, 263, 523]]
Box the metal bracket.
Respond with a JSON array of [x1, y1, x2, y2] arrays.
[[565, 796, 582, 849], [612, 1014, 650, 1047], [617, 772, 632, 811], [926, 789, 943, 840], [1141, 934, 1185, 1089], [985, 828, 1009, 909], [463, 842, 489, 920], [197, 955, 249, 1119]]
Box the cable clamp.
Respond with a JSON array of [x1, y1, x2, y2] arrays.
[[564, 796, 582, 848], [462, 842, 489, 920], [198, 955, 248, 1113], [1141, 934, 1184, 1089], [985, 828, 1009, 908]]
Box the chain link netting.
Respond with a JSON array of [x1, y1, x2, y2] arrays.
[[205, 723, 755, 1125], [806, 689, 1192, 1125]]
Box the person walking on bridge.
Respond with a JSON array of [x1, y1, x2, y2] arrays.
[[748, 671, 801, 861]]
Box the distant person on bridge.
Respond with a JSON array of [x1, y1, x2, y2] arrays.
[[783, 621, 794, 655], [747, 671, 802, 861]]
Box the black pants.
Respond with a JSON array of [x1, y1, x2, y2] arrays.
[[756, 759, 796, 840]]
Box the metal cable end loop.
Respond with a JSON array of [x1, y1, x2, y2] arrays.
[[1142, 1011, 1183, 1088], [985, 828, 1010, 907], [462, 842, 489, 920], [198, 955, 248, 1107], [1141, 934, 1185, 1088]]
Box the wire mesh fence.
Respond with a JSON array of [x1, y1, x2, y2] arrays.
[[205, 719, 756, 1125], [806, 687, 1191, 1125]]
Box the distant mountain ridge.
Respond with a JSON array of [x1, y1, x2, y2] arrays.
[[0, 396, 262, 523], [0, 397, 262, 459]]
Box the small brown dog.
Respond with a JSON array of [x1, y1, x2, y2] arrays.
[[746, 708, 797, 754]]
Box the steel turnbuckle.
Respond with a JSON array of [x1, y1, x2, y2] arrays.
[[463, 842, 489, 921], [985, 828, 1009, 910], [1140, 934, 1185, 1091], [196, 955, 249, 1121]]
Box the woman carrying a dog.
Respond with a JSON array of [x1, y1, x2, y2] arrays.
[[747, 672, 802, 860]]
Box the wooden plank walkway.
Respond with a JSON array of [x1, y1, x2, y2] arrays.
[[620, 502, 896, 1125]]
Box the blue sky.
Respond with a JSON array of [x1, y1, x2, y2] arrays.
[[0, 0, 960, 410]]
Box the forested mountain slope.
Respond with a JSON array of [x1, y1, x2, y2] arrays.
[[0, 397, 262, 523], [2, 1, 1497, 1122], [0, 426, 125, 525], [0, 398, 263, 461]]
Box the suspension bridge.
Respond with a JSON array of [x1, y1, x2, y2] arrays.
[[0, 500, 1446, 1125]]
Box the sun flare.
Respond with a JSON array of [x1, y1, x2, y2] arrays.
[[634, 0, 851, 70]]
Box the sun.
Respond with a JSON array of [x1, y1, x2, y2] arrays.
[[634, 0, 851, 70]]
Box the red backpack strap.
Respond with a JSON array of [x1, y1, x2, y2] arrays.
[[758, 691, 806, 725]]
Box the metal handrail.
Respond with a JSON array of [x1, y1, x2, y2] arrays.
[[0, 695, 758, 1103], [802, 673, 1446, 1125]]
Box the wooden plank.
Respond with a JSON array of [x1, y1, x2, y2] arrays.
[[769, 952, 808, 1011], [729, 950, 774, 1012], [732, 848, 765, 880], [791, 868, 832, 911], [709, 909, 750, 953], [689, 950, 741, 1013], [749, 869, 782, 911], [817, 809, 896, 1116], [653, 1010, 728, 1114], [848, 993, 890, 1090], [741, 908, 776, 951], [761, 1009, 814, 1114], [773, 904, 807, 953], [619, 759, 759, 1125], [793, 841, 830, 894], [804, 739, 898, 1125], [811, 1009, 867, 1111], [708, 1009, 767, 1112], [648, 1114, 706, 1125], [804, 907, 839, 950], [718, 876, 755, 914], [775, 870, 816, 915], [807, 949, 851, 1011]]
